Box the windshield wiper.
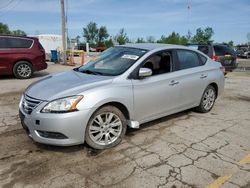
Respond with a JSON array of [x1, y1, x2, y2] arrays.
[[81, 69, 103, 75]]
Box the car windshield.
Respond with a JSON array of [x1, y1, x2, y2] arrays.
[[76, 47, 147, 76]]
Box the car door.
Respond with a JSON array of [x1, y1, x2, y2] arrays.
[[173, 49, 208, 109], [131, 50, 181, 123], [0, 37, 12, 74]]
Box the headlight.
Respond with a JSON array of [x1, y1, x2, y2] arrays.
[[41, 95, 83, 113]]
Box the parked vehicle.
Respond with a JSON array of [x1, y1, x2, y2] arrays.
[[0, 35, 47, 79], [19, 43, 224, 149], [31, 34, 62, 60], [187, 43, 237, 72], [95, 46, 106, 52], [236, 47, 250, 59]]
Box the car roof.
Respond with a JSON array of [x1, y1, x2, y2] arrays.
[[0, 34, 36, 40], [119, 43, 188, 51]]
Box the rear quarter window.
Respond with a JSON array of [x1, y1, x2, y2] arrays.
[[38, 42, 44, 49], [198, 53, 207, 65]]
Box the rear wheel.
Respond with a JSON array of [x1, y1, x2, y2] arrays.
[[85, 106, 127, 149], [196, 85, 216, 113], [13, 61, 33, 79]]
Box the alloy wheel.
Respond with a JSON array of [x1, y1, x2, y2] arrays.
[[88, 112, 123, 146], [202, 88, 215, 111], [17, 64, 32, 78]]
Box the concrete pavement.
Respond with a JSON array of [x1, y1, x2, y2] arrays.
[[0, 63, 250, 188]]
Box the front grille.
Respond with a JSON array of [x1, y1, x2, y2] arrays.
[[22, 95, 43, 114]]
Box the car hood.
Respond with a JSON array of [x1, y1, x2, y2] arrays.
[[25, 70, 114, 101]]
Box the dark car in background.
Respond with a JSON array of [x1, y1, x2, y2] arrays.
[[236, 46, 250, 59], [0, 35, 47, 79], [187, 43, 237, 72]]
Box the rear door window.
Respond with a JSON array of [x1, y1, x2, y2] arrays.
[[176, 50, 201, 70]]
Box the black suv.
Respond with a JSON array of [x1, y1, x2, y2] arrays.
[[187, 43, 237, 72]]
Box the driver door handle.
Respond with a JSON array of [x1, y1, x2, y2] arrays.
[[200, 74, 207, 79], [169, 80, 179, 86]]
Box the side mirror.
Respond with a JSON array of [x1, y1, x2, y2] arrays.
[[138, 68, 152, 78]]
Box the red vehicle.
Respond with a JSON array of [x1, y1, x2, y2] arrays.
[[0, 35, 47, 79], [95, 46, 106, 52]]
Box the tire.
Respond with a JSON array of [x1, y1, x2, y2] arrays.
[[196, 85, 216, 113], [85, 105, 127, 150], [13, 61, 33, 79]]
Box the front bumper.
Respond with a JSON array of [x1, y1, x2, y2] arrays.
[[19, 102, 95, 146]]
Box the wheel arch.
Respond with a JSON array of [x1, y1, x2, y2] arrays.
[[94, 101, 130, 120], [208, 82, 218, 98], [12, 59, 33, 72]]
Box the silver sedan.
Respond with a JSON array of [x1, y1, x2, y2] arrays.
[[19, 43, 224, 149]]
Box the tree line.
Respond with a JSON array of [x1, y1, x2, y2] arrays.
[[82, 22, 237, 48], [1, 21, 249, 48], [0, 22, 26, 36]]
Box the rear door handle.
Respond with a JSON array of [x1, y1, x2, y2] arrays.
[[169, 80, 179, 86], [200, 74, 207, 79]]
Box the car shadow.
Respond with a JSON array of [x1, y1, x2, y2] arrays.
[[126, 110, 191, 136], [34, 142, 102, 156], [33, 109, 193, 156]]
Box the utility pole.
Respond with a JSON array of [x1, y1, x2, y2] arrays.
[[60, 0, 67, 64]]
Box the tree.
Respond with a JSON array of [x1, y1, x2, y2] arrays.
[[0, 22, 26, 36], [115, 28, 129, 45], [83, 22, 98, 45], [136, 37, 145, 43], [191, 27, 214, 43], [97, 26, 109, 46], [12, 29, 26, 36], [146, 36, 155, 43], [83, 22, 110, 47], [105, 37, 114, 48], [228, 40, 234, 48], [157, 32, 188, 45], [0, 22, 11, 34]]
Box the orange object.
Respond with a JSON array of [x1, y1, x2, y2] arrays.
[[81, 50, 85, 65], [69, 49, 73, 65]]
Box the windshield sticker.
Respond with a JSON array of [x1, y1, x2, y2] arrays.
[[121, 54, 139, 60]]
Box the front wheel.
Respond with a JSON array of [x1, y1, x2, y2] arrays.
[[196, 85, 216, 113], [85, 106, 127, 149]]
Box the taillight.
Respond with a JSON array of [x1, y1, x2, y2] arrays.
[[211, 51, 218, 61], [211, 55, 218, 61]]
